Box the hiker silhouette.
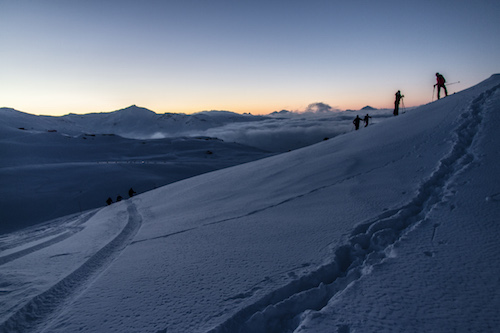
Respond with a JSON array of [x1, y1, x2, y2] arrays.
[[128, 188, 136, 198], [394, 90, 404, 116], [435, 73, 448, 99], [363, 114, 372, 127], [353, 115, 362, 130]]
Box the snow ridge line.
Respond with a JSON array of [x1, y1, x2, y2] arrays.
[[206, 84, 500, 333], [0, 201, 143, 333]]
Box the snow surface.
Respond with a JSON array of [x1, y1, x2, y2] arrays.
[[0, 126, 272, 233], [1, 104, 391, 233], [1, 75, 500, 332]]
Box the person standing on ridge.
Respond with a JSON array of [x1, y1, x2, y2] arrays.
[[435, 72, 448, 99], [353, 115, 362, 130], [363, 114, 372, 127], [394, 90, 403, 116]]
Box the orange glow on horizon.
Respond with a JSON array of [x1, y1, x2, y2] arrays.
[[4, 94, 434, 117]]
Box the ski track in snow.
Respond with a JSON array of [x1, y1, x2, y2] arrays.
[[0, 211, 97, 266], [0, 201, 143, 333], [206, 84, 500, 333]]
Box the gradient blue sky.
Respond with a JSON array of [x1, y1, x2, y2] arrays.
[[1, 0, 499, 116]]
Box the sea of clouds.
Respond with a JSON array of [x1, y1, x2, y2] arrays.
[[186, 103, 393, 152]]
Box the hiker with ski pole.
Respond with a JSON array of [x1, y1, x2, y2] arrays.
[[434, 73, 448, 100], [394, 90, 404, 116]]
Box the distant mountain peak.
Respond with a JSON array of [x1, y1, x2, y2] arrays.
[[117, 105, 155, 113], [361, 105, 377, 111], [106, 105, 158, 119]]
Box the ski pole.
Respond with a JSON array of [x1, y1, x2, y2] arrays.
[[446, 81, 460, 86], [401, 99, 406, 113], [432, 85, 436, 102]]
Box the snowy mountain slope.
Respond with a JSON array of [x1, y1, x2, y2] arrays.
[[293, 76, 500, 333], [0, 131, 271, 234], [0, 75, 499, 333], [0, 106, 269, 140], [0, 105, 394, 152], [0, 105, 391, 233]]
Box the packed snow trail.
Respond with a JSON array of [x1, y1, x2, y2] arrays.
[[0, 201, 142, 333], [0, 210, 97, 266], [207, 81, 500, 333]]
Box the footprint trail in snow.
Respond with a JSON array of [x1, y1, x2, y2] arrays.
[[0, 201, 143, 333], [207, 84, 500, 333]]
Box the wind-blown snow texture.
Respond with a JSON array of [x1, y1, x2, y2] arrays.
[[1, 75, 499, 332]]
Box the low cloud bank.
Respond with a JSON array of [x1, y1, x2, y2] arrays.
[[188, 104, 393, 152], [145, 103, 393, 152], [202, 117, 349, 152]]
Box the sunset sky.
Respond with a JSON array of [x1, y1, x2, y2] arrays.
[[1, 0, 499, 116]]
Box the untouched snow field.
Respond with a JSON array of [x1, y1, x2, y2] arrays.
[[1, 75, 500, 332]]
